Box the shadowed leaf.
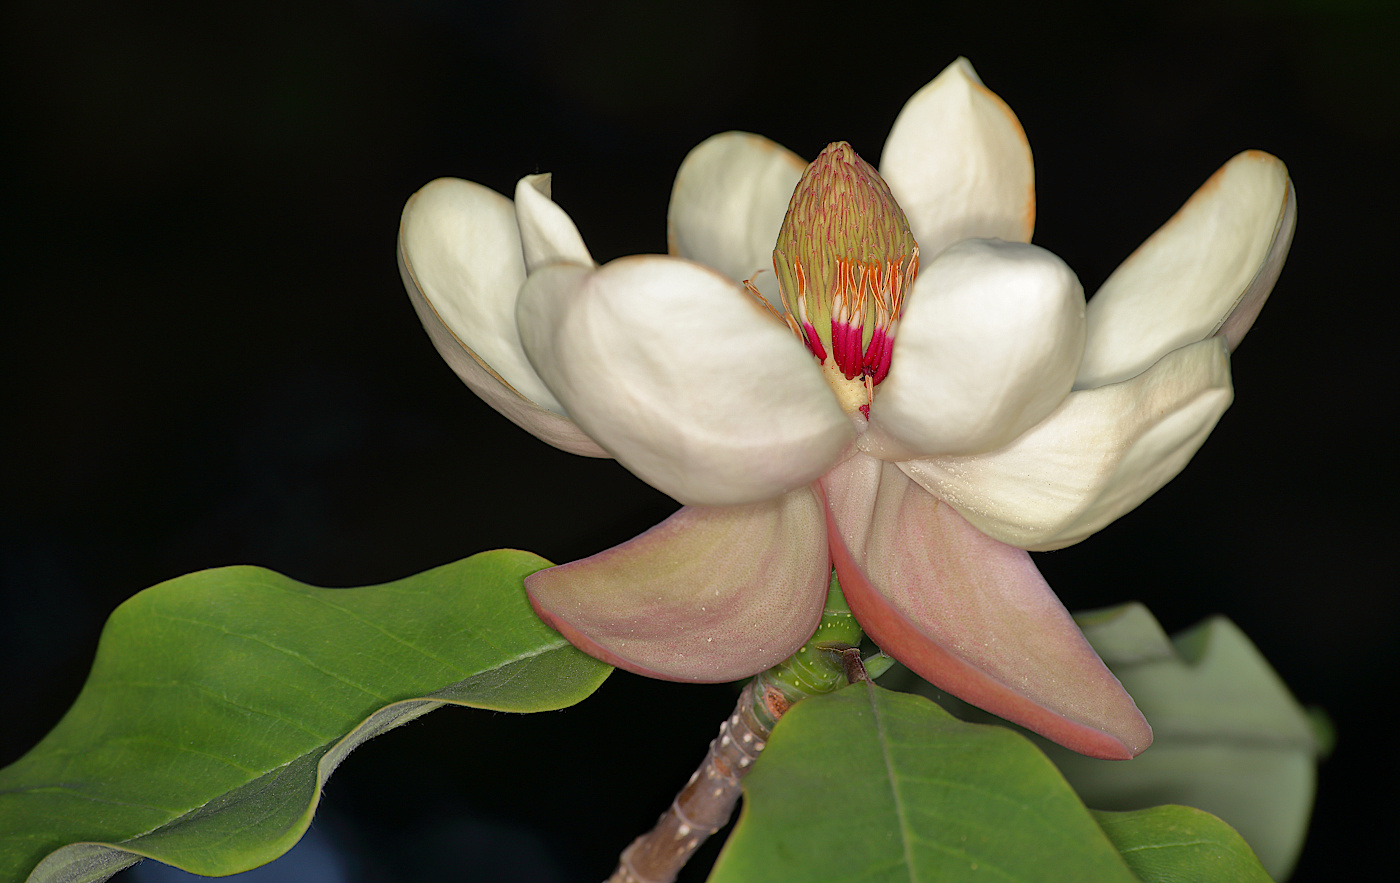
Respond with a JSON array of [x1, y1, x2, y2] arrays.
[[1046, 604, 1320, 880]]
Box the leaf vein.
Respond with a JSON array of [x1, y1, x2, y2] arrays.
[[1117, 839, 1215, 853], [293, 591, 473, 680], [0, 783, 178, 814], [867, 688, 919, 881], [150, 611, 390, 701]]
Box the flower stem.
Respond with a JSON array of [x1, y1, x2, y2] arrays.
[[605, 572, 885, 883]]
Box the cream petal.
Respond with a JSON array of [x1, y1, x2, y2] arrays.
[[1077, 151, 1295, 388], [902, 338, 1234, 551], [526, 489, 830, 682], [879, 57, 1035, 258], [667, 131, 806, 286], [398, 178, 609, 457], [821, 453, 1150, 760], [868, 240, 1085, 457], [514, 174, 595, 274], [516, 256, 854, 506]]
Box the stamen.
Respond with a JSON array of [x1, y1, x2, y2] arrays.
[[741, 278, 786, 324]]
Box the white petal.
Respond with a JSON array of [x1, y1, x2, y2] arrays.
[[1077, 151, 1295, 388], [868, 240, 1085, 457], [879, 58, 1035, 258], [399, 178, 609, 457], [901, 337, 1234, 550], [514, 174, 594, 274], [667, 131, 806, 285], [516, 256, 855, 506], [399, 177, 561, 412]]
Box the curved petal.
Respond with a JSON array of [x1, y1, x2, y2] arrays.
[[822, 453, 1150, 760], [879, 57, 1035, 258], [398, 178, 609, 457], [1077, 151, 1295, 388], [667, 131, 806, 286], [868, 240, 1085, 457], [526, 488, 829, 682], [516, 256, 855, 506], [514, 174, 595, 274], [902, 338, 1234, 551]]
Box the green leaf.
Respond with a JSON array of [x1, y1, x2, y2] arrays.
[[1093, 805, 1272, 883], [708, 683, 1142, 883], [878, 603, 1318, 880], [1042, 604, 1320, 881], [0, 550, 611, 883]]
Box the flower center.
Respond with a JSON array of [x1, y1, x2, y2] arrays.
[[771, 142, 919, 418]]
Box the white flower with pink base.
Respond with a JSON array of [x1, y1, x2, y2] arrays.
[[396, 58, 1294, 760]]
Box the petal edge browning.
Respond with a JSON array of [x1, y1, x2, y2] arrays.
[[879, 58, 1036, 258], [1077, 151, 1294, 388]]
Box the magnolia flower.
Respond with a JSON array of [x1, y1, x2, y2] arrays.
[[397, 58, 1294, 760]]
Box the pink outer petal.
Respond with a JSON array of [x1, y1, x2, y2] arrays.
[[526, 487, 830, 682], [821, 453, 1152, 760]]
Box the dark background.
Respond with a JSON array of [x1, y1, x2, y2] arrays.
[[2, 0, 1394, 880]]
